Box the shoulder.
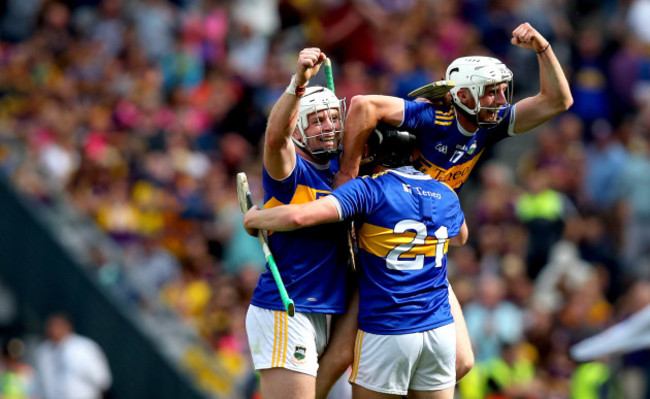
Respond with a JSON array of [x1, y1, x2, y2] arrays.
[[69, 334, 102, 350], [404, 101, 455, 126], [434, 180, 459, 198], [404, 99, 453, 114], [35, 341, 54, 355], [263, 154, 308, 182]]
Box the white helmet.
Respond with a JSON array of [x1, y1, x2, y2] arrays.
[[294, 86, 346, 162], [446, 56, 513, 128]]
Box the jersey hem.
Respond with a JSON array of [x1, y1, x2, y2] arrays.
[[359, 317, 454, 335], [251, 299, 346, 314]]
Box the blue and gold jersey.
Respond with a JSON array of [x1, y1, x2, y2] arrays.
[[329, 167, 465, 334], [251, 155, 349, 313], [401, 100, 516, 192]]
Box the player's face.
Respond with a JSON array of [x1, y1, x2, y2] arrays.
[[478, 83, 508, 122], [304, 108, 342, 152]]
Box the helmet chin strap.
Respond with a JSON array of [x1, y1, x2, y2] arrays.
[[452, 100, 480, 130], [291, 136, 339, 163], [311, 150, 339, 162]]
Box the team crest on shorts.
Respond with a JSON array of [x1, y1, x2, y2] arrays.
[[293, 346, 307, 363]]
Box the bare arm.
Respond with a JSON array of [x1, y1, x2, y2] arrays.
[[243, 198, 341, 234], [335, 95, 405, 187], [449, 220, 468, 246], [264, 48, 327, 179], [510, 22, 573, 134]]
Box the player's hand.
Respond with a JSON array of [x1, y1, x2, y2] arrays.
[[243, 205, 261, 237], [333, 171, 354, 189], [511, 22, 549, 53], [296, 47, 326, 86], [414, 92, 452, 106]]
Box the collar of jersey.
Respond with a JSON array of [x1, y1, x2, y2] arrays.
[[303, 157, 330, 170], [456, 119, 477, 137], [389, 166, 432, 180]]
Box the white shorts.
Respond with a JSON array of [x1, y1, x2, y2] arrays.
[[349, 323, 456, 395], [245, 304, 331, 377]]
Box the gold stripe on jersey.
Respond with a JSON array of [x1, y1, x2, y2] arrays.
[[357, 223, 447, 258], [434, 108, 455, 124], [363, 170, 390, 180], [264, 184, 331, 209], [435, 109, 454, 117], [417, 149, 484, 189], [350, 330, 364, 383], [435, 120, 453, 126]]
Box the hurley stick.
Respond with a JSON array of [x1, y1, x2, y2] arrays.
[[408, 80, 456, 101], [324, 57, 335, 94], [324, 57, 358, 271], [237, 172, 295, 316]]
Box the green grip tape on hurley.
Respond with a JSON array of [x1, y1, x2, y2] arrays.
[[324, 58, 335, 93], [265, 252, 295, 316]]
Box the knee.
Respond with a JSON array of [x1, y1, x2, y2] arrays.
[[332, 342, 354, 367], [321, 339, 355, 371], [456, 352, 475, 381]]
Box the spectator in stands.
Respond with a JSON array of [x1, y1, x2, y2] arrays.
[[0, 0, 649, 397], [464, 274, 524, 363], [35, 313, 112, 399], [516, 168, 577, 279], [0, 337, 37, 399]]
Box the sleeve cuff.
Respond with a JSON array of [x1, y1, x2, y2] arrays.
[[325, 195, 344, 221]]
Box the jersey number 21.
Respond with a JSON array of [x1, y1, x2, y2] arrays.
[[386, 220, 448, 270]]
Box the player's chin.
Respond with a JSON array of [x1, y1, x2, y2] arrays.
[[482, 112, 498, 122], [319, 139, 337, 150]]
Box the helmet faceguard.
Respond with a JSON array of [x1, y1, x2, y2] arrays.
[[446, 56, 514, 129], [293, 86, 346, 162]]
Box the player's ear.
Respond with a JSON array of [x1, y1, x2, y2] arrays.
[[458, 88, 468, 102]]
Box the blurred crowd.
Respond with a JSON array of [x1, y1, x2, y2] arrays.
[[0, 0, 649, 398]]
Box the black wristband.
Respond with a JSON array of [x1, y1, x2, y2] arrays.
[[536, 43, 550, 54]]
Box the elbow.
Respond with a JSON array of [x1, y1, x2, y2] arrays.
[[551, 91, 573, 113], [458, 234, 469, 246], [349, 95, 374, 116], [349, 95, 367, 111], [537, 91, 574, 117], [458, 223, 469, 245], [560, 93, 573, 112], [564, 96, 574, 111]]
